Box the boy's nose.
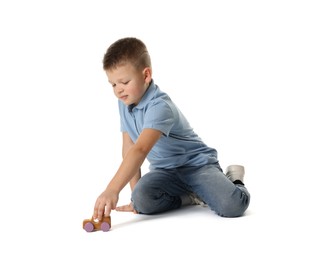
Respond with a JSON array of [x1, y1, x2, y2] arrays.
[[116, 87, 124, 94]]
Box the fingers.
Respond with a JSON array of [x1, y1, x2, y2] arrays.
[[93, 201, 102, 221], [93, 199, 118, 220], [93, 199, 111, 221], [104, 204, 112, 217], [115, 203, 136, 213], [93, 190, 119, 220], [115, 205, 131, 212]]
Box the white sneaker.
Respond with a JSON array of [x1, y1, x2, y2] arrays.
[[225, 165, 245, 183]]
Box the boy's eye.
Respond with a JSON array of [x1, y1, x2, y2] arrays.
[[111, 81, 129, 88]]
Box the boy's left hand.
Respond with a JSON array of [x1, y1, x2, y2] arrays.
[[116, 202, 137, 213]]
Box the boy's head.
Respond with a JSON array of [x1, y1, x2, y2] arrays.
[[103, 37, 151, 71], [103, 37, 153, 106]]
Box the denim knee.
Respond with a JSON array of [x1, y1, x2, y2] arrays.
[[131, 185, 154, 214], [131, 183, 182, 214], [218, 188, 250, 217]]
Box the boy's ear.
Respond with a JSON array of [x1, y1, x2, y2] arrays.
[[143, 67, 152, 83]]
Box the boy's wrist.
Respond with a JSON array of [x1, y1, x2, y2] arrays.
[[105, 183, 121, 194]]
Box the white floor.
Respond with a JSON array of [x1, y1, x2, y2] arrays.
[[1, 1, 330, 259], [2, 161, 330, 259]]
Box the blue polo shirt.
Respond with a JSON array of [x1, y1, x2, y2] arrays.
[[118, 80, 218, 169]]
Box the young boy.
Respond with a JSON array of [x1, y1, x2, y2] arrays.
[[93, 37, 250, 221]]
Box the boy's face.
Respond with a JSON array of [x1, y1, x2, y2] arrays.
[[105, 63, 151, 106]]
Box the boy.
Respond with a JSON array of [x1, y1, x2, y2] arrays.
[[93, 37, 250, 220]]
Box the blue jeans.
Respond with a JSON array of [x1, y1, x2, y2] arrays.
[[131, 163, 250, 217]]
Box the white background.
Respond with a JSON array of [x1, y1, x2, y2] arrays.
[[0, 0, 330, 259]]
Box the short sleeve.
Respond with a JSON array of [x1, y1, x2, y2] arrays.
[[143, 100, 176, 136]]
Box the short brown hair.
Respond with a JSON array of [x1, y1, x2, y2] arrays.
[[103, 37, 151, 71]]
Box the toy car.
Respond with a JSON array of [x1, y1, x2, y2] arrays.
[[83, 216, 111, 232]]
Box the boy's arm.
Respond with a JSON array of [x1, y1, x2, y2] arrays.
[[122, 132, 141, 191], [94, 128, 162, 220]]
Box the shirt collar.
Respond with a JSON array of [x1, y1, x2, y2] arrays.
[[128, 79, 156, 111]]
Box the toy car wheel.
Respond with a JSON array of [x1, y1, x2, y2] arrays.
[[84, 222, 94, 232], [101, 222, 110, 232]]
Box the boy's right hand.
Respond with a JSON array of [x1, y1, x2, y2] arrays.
[[93, 189, 119, 221]]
